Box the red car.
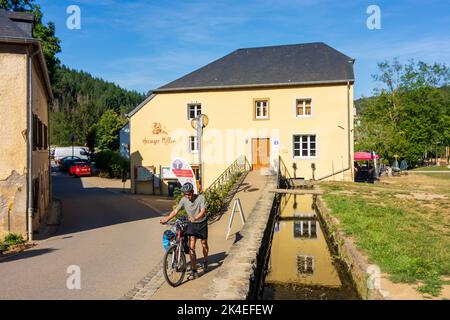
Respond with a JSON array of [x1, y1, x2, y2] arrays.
[[69, 161, 92, 177]]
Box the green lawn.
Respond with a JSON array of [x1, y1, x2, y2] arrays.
[[321, 175, 450, 297], [410, 166, 450, 171]]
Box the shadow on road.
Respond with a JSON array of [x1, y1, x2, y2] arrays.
[[0, 248, 58, 263], [50, 172, 171, 237]]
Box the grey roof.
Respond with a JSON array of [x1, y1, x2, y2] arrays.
[[156, 42, 354, 92], [0, 10, 53, 100], [0, 10, 33, 39]]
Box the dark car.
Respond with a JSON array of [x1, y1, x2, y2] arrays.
[[59, 156, 82, 173]]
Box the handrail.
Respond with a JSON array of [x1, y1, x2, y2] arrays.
[[205, 155, 252, 193], [277, 155, 293, 189]]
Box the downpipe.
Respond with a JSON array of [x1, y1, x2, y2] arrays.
[[27, 47, 40, 241]]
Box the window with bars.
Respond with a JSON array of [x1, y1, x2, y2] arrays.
[[187, 104, 202, 120], [293, 135, 317, 158], [189, 136, 199, 153], [297, 255, 314, 275], [254, 99, 269, 119], [296, 98, 312, 117]]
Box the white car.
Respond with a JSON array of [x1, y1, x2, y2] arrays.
[[53, 147, 89, 163]]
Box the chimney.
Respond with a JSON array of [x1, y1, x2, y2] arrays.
[[4, 11, 35, 37]]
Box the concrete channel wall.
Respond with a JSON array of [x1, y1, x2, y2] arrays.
[[204, 176, 277, 300], [315, 196, 389, 300]]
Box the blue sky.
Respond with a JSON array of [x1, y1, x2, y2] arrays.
[[39, 0, 450, 98]]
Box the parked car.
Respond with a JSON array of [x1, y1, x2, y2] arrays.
[[69, 161, 92, 177], [59, 156, 82, 173], [54, 147, 89, 163]]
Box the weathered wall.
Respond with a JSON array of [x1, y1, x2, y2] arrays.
[[130, 84, 354, 195], [0, 45, 28, 237], [0, 44, 50, 237]]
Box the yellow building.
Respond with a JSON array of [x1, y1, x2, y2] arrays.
[[128, 43, 355, 195], [0, 11, 53, 239]]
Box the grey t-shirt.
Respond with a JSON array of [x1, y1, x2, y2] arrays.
[[176, 194, 207, 223]]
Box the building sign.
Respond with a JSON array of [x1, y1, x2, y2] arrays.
[[142, 122, 177, 146], [171, 158, 198, 194], [136, 166, 155, 181]]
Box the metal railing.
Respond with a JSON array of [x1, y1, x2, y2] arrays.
[[277, 155, 293, 189], [205, 155, 252, 193]]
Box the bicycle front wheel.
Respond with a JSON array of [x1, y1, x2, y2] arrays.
[[163, 244, 186, 287]]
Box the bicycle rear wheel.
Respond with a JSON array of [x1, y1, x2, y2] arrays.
[[163, 244, 186, 287]]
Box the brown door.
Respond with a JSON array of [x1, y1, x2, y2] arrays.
[[252, 138, 271, 170]]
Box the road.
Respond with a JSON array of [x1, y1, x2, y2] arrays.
[[0, 172, 172, 299]]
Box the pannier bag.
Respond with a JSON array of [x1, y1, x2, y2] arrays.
[[162, 230, 175, 251]]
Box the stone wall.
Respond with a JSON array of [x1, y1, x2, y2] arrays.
[[203, 176, 277, 300], [0, 171, 27, 238]]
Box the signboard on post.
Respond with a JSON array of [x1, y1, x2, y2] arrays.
[[171, 158, 198, 194], [136, 166, 154, 181]]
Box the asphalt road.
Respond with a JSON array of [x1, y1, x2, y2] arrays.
[[0, 172, 171, 300]]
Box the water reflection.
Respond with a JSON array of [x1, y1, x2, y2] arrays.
[[263, 194, 360, 300]]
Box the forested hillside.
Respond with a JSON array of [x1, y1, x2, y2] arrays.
[[50, 66, 145, 147]]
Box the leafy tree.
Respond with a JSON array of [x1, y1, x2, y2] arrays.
[[356, 59, 450, 166], [95, 110, 127, 151]]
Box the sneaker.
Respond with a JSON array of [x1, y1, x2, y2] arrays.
[[188, 269, 199, 280]]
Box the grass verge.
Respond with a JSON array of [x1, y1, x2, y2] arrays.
[[321, 175, 450, 297]]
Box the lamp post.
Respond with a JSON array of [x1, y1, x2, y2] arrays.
[[191, 114, 209, 192]]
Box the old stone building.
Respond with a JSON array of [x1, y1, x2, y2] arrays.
[[0, 10, 53, 239]]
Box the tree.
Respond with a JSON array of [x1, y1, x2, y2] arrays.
[[0, 0, 61, 81], [356, 59, 450, 166], [95, 110, 127, 151]]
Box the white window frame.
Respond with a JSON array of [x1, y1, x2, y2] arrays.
[[293, 134, 317, 159], [255, 100, 269, 120], [187, 103, 202, 120], [189, 136, 199, 153], [295, 97, 313, 118]]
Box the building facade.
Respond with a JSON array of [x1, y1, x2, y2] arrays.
[[0, 11, 53, 239], [128, 43, 355, 196]]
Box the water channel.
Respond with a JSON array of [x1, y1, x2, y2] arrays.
[[261, 194, 361, 300]]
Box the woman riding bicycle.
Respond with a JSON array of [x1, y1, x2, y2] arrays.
[[160, 182, 209, 280]]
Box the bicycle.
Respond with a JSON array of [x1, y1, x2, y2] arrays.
[[162, 217, 189, 287]]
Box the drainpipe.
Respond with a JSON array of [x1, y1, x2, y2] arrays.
[[347, 81, 352, 181], [27, 46, 40, 241]]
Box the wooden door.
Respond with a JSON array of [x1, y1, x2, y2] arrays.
[[252, 138, 271, 170]]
